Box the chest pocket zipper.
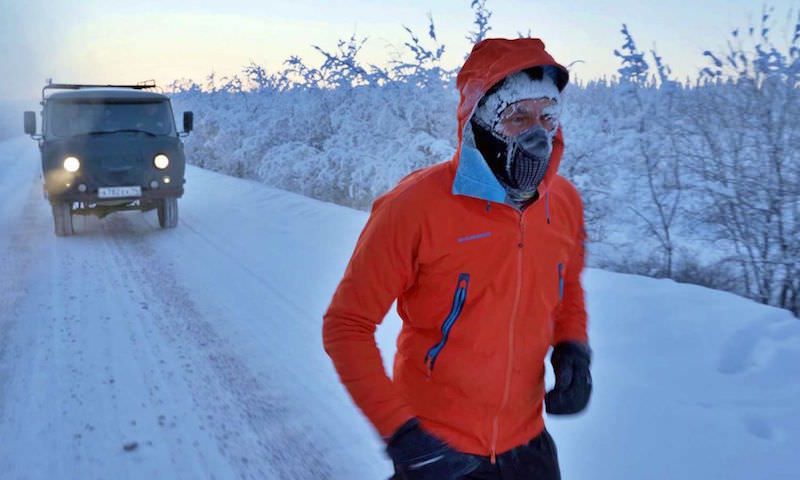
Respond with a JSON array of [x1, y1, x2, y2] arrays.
[[558, 262, 565, 302], [425, 273, 470, 377]]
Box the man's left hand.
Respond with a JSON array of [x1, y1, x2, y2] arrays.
[[545, 341, 592, 415]]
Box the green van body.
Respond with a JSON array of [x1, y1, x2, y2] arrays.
[[26, 84, 192, 236]]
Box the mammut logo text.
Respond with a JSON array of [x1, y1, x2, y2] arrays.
[[457, 231, 492, 243]]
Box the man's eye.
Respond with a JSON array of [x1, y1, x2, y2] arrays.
[[541, 114, 553, 122]]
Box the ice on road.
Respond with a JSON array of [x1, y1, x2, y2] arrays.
[[0, 136, 798, 479]]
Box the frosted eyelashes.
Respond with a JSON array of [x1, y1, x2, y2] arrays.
[[492, 98, 561, 139]]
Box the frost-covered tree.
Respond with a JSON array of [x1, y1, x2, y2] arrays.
[[614, 24, 649, 86], [680, 7, 800, 315], [558, 82, 617, 243], [612, 25, 683, 278], [466, 0, 492, 46], [390, 14, 451, 88]]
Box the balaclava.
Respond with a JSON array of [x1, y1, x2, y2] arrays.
[[470, 66, 562, 205]]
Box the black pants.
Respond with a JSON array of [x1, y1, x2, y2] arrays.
[[392, 429, 561, 480]]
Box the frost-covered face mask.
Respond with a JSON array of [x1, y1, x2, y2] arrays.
[[471, 70, 562, 195], [472, 97, 561, 193]]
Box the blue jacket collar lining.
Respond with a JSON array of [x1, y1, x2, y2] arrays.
[[451, 145, 508, 204]]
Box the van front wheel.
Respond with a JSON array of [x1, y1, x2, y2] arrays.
[[157, 197, 178, 229], [52, 201, 73, 237]]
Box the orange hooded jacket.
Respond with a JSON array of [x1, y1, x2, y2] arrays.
[[323, 38, 588, 460]]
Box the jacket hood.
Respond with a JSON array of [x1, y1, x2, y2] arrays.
[[452, 38, 569, 200]]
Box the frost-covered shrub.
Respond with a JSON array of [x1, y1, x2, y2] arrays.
[[171, 81, 458, 209], [678, 8, 800, 316], [593, 10, 800, 316], [170, 15, 458, 210]]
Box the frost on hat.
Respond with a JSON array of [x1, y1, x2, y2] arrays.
[[473, 67, 562, 133]]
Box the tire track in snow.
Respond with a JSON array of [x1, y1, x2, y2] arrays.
[[83, 222, 232, 479], [102, 214, 332, 479], [0, 173, 52, 422]]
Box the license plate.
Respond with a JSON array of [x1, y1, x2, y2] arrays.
[[98, 186, 142, 199]]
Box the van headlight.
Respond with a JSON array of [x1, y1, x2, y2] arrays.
[[153, 154, 170, 170], [63, 156, 80, 172]]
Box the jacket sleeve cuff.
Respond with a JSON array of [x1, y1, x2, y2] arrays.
[[385, 417, 419, 445], [553, 328, 588, 346], [378, 409, 417, 442]]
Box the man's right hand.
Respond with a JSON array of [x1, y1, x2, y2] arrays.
[[387, 419, 480, 480]]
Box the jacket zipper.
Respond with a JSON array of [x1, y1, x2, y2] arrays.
[[425, 273, 470, 377], [558, 262, 564, 302], [545, 190, 551, 224], [490, 213, 525, 463]]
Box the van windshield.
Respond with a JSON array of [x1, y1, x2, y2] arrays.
[[48, 100, 175, 137]]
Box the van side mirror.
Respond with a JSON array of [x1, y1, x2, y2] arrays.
[[183, 111, 194, 133], [24, 111, 36, 136]]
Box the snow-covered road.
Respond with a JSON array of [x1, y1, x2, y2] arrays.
[[0, 136, 798, 479], [0, 137, 391, 479]]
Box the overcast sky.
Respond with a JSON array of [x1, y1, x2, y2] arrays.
[[1, 0, 796, 102]]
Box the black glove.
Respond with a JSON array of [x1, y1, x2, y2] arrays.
[[545, 341, 592, 415], [386, 418, 480, 480]]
